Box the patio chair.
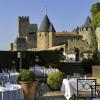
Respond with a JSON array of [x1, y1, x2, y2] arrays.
[[91, 84, 100, 99], [75, 79, 96, 100]]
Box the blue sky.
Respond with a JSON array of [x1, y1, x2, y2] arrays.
[[0, 0, 99, 50]]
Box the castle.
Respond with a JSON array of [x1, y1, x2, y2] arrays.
[[11, 15, 93, 52]]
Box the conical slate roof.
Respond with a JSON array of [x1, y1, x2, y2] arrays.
[[49, 23, 56, 32], [38, 15, 51, 32], [73, 27, 79, 33], [81, 16, 92, 28]]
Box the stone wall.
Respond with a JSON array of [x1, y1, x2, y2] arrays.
[[92, 66, 100, 78]]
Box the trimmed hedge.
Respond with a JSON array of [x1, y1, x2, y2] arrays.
[[47, 71, 65, 91], [0, 50, 60, 70]]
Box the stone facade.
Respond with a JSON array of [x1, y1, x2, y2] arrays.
[[11, 15, 93, 52]]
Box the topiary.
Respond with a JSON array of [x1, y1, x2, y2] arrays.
[[47, 71, 65, 91], [17, 69, 36, 81]]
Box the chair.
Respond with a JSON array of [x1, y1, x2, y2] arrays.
[[75, 79, 96, 100], [91, 84, 100, 99]]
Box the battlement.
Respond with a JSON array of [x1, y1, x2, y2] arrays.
[[79, 27, 92, 32], [18, 16, 29, 22]]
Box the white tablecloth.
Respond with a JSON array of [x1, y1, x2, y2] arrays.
[[61, 78, 95, 100], [61, 78, 75, 100], [0, 84, 23, 100], [9, 72, 19, 83], [0, 72, 19, 84]]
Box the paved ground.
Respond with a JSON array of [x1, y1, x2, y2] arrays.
[[38, 91, 66, 100]]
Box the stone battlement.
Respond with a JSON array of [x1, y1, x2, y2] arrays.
[[18, 16, 29, 21]]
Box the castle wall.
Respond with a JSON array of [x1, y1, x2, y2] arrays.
[[55, 35, 82, 46], [26, 35, 37, 48], [67, 39, 89, 52], [11, 43, 27, 51], [79, 28, 93, 46], [49, 32, 55, 47]]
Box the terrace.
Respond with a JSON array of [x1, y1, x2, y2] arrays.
[[0, 50, 99, 100]]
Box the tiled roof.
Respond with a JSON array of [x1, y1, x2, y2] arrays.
[[49, 23, 56, 32], [30, 24, 38, 32], [81, 16, 92, 28], [38, 15, 51, 32]]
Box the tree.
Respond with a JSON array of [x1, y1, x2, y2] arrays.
[[90, 3, 100, 58], [91, 3, 100, 15], [91, 2, 100, 28]]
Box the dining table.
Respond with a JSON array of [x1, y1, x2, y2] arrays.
[[61, 78, 95, 100], [61, 78, 76, 100], [0, 72, 19, 84], [0, 84, 23, 100]]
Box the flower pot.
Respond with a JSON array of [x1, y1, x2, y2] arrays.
[[19, 81, 39, 100]]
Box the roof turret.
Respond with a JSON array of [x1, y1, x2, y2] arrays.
[[81, 16, 92, 28], [38, 15, 51, 32]]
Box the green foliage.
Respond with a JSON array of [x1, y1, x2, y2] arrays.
[[92, 13, 100, 28], [90, 3, 100, 55], [92, 58, 100, 65], [47, 71, 65, 91], [0, 50, 59, 70], [91, 3, 100, 15], [17, 69, 36, 81]]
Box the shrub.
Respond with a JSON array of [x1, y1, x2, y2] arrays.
[[47, 71, 65, 91], [17, 69, 36, 81]]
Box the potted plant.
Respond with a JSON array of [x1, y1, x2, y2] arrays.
[[17, 69, 38, 100]]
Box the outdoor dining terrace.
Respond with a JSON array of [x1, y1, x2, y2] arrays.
[[0, 51, 99, 100], [0, 65, 99, 100]]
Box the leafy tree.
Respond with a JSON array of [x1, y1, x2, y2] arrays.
[[91, 3, 100, 15], [90, 2, 100, 58]]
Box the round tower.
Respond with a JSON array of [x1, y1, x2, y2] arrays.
[[37, 15, 55, 51], [79, 16, 93, 47]]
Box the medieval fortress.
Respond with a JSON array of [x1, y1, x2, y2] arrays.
[[11, 15, 98, 52]]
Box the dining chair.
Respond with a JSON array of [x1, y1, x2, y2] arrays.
[[91, 84, 100, 100], [75, 79, 96, 100]]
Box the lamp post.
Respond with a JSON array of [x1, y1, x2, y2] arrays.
[[35, 56, 39, 66], [18, 52, 22, 70]]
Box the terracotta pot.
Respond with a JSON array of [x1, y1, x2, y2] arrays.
[[19, 81, 39, 100]]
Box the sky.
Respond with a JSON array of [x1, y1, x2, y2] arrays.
[[0, 0, 99, 50]]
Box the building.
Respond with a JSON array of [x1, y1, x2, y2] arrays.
[[11, 15, 93, 52]]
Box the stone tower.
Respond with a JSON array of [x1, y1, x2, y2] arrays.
[[37, 15, 56, 51], [18, 16, 29, 38], [79, 16, 93, 47]]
